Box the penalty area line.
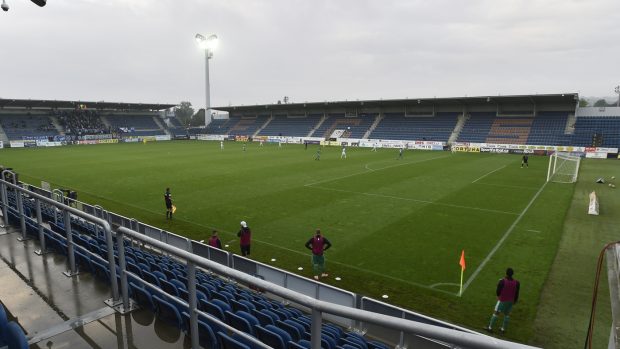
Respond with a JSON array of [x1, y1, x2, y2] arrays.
[[471, 165, 507, 183], [461, 180, 548, 295], [305, 154, 451, 187]]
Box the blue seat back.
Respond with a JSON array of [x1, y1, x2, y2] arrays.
[[0, 304, 8, 344], [218, 331, 251, 349], [226, 310, 255, 336], [276, 320, 302, 342], [255, 324, 286, 349], [6, 322, 28, 349], [153, 295, 182, 329]]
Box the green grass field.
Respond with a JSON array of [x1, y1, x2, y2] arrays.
[[1, 140, 618, 347]]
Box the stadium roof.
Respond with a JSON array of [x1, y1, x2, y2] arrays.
[[0, 98, 175, 111], [214, 93, 578, 113]]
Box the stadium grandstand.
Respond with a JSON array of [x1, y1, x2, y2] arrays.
[[2, 94, 620, 149], [0, 94, 619, 349]]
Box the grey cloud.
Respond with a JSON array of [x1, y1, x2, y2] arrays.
[[1, 0, 619, 107]]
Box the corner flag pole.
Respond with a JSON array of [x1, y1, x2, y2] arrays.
[[459, 250, 466, 297]]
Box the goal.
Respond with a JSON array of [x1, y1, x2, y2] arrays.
[[547, 152, 581, 183]]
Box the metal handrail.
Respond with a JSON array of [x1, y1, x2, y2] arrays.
[[0, 178, 120, 302], [116, 226, 537, 349]]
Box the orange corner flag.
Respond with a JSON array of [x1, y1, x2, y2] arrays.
[[459, 250, 466, 297]]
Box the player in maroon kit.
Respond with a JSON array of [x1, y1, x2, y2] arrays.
[[208, 230, 222, 249], [486, 268, 520, 334], [237, 221, 251, 256], [305, 229, 332, 280]]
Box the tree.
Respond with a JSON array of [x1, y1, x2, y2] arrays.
[[593, 99, 609, 107], [191, 109, 205, 126], [578, 98, 589, 107], [174, 102, 194, 127]]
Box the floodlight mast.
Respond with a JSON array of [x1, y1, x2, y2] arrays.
[[615, 85, 620, 107], [195, 33, 218, 127]]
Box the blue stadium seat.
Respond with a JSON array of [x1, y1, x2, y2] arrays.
[[153, 294, 182, 329], [276, 320, 305, 342], [6, 322, 28, 349], [256, 324, 287, 349], [200, 299, 227, 321], [252, 309, 276, 326], [226, 310, 256, 336], [218, 331, 252, 349], [0, 303, 8, 346], [159, 278, 180, 297], [130, 282, 155, 311]]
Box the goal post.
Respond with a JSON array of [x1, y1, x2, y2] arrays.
[[547, 152, 581, 183]]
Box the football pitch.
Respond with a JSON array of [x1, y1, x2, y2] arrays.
[[0, 141, 583, 343]]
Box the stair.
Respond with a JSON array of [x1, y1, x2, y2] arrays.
[[49, 116, 66, 136], [0, 123, 9, 144], [564, 113, 576, 135], [253, 116, 273, 137], [363, 114, 383, 139], [448, 114, 467, 144], [152, 116, 171, 136], [308, 115, 327, 137]]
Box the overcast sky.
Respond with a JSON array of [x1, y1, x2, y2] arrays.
[[1, 0, 619, 109]]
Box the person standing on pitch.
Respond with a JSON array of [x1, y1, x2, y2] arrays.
[[243, 143, 247, 152], [521, 155, 529, 168], [314, 147, 321, 160], [398, 147, 404, 160], [208, 230, 222, 249], [341, 146, 347, 159], [305, 141, 308, 150], [371, 142, 378, 152], [164, 187, 173, 220], [237, 221, 252, 256], [486, 268, 520, 334], [305, 229, 332, 280], [220, 141, 224, 150]]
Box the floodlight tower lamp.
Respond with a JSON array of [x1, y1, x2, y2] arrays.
[[195, 33, 218, 127]]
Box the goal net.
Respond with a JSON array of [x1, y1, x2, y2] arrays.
[[547, 152, 581, 183]]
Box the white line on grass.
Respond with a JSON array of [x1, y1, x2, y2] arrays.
[[461, 181, 548, 294], [308, 185, 520, 216], [527, 229, 541, 233], [429, 282, 461, 289], [473, 182, 539, 190], [305, 155, 451, 187], [364, 163, 376, 172], [62, 187, 456, 293], [472, 165, 507, 183]]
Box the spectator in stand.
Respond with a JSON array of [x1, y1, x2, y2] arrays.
[[237, 221, 252, 256]]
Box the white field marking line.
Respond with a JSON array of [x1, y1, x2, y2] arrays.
[[364, 163, 376, 172], [308, 185, 520, 216], [473, 182, 539, 190], [47, 185, 455, 293], [461, 181, 548, 294], [471, 165, 507, 183], [429, 282, 460, 289], [44, 176, 462, 295], [527, 229, 541, 233], [304, 154, 451, 187]]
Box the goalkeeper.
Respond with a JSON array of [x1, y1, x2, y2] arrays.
[[521, 155, 529, 168]]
